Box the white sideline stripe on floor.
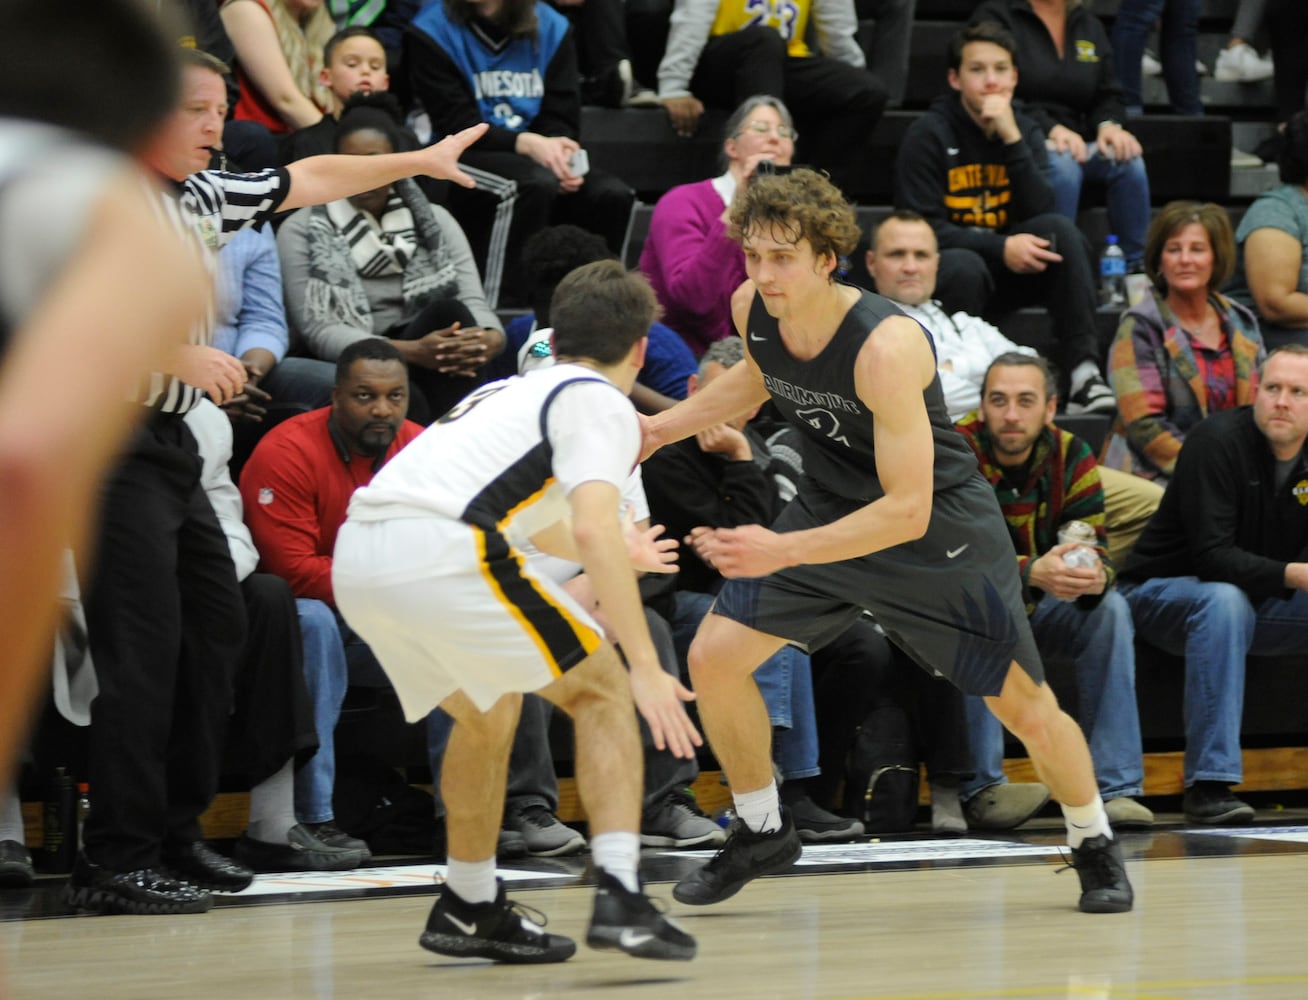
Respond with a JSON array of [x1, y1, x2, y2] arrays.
[[225, 864, 570, 898], [668, 838, 1064, 866], [1201, 825, 1308, 844]]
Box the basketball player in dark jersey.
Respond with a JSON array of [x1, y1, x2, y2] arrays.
[[641, 168, 1133, 914]]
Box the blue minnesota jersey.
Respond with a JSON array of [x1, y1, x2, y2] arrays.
[[411, 1, 568, 133]]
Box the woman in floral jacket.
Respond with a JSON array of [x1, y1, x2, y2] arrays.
[[1103, 201, 1264, 483]]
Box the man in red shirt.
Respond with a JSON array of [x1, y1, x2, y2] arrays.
[[241, 338, 578, 858]]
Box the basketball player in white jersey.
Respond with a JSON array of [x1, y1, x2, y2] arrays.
[[334, 260, 701, 964]]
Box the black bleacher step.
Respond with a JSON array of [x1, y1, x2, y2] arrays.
[[582, 106, 728, 199], [593, 106, 1232, 219]]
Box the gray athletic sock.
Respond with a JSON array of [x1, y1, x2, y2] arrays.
[[0, 787, 24, 843], [246, 761, 297, 845]]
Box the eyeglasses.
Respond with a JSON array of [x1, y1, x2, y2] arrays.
[[739, 119, 798, 141]]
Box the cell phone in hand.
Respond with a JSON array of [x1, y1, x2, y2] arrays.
[[1040, 231, 1058, 253], [754, 159, 795, 178], [568, 148, 589, 177]]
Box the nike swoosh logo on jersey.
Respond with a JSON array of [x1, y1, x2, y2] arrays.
[[946, 544, 969, 559], [445, 913, 479, 936], [946, 147, 960, 155], [619, 928, 655, 948], [749, 330, 766, 342]]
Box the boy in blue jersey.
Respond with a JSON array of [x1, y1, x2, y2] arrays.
[[642, 168, 1135, 915], [406, 0, 635, 305]]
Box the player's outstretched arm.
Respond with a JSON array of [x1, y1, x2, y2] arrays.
[[281, 123, 489, 211], [640, 282, 769, 460], [569, 481, 701, 759]]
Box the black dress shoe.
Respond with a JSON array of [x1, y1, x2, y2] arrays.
[[64, 853, 211, 915], [161, 841, 254, 892]]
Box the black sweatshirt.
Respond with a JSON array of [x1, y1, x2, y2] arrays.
[[971, 0, 1126, 140]]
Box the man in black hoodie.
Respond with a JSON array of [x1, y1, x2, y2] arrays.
[[894, 21, 1114, 416]]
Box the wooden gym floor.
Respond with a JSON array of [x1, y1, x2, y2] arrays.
[[4, 810, 1308, 1000]]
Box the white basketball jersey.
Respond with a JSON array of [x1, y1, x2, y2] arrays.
[[345, 364, 639, 549]]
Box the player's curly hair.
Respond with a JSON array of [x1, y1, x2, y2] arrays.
[[727, 168, 862, 266]]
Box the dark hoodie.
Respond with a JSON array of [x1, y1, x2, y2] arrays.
[[971, 0, 1126, 140], [894, 92, 1055, 265]]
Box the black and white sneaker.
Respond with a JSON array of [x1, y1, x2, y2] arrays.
[[1065, 834, 1134, 914], [672, 808, 802, 906], [419, 881, 576, 964], [587, 870, 696, 961], [1065, 373, 1117, 415]]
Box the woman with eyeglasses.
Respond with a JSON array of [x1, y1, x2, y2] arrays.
[[638, 95, 797, 356]]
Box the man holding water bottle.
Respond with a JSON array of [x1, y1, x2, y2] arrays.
[[954, 353, 1153, 829]]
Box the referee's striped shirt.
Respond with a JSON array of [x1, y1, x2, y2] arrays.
[[143, 167, 290, 414]]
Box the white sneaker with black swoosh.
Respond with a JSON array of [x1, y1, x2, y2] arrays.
[[587, 870, 697, 960], [419, 880, 577, 963]]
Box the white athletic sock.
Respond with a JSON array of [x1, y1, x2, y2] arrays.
[[734, 781, 782, 834], [590, 831, 641, 893], [246, 762, 297, 845], [0, 787, 24, 843], [1062, 795, 1112, 848], [446, 857, 499, 904], [1070, 360, 1099, 393]]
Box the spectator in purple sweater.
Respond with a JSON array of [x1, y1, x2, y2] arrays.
[[638, 95, 795, 356]]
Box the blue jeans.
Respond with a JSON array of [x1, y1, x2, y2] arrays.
[[962, 591, 1145, 801], [1119, 577, 1308, 785], [293, 598, 349, 824], [1047, 148, 1151, 267], [425, 693, 559, 820], [672, 590, 820, 780], [1110, 0, 1202, 115], [260, 357, 336, 410]]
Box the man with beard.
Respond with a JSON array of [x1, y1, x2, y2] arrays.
[[240, 339, 422, 858], [954, 353, 1152, 831]]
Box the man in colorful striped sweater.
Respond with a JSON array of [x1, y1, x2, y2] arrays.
[[954, 352, 1153, 829]]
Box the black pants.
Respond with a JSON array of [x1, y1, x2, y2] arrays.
[[387, 297, 491, 424], [1267, 0, 1308, 122], [690, 26, 886, 198], [225, 573, 317, 787], [810, 617, 971, 808], [935, 212, 1104, 382], [82, 413, 247, 871], [443, 150, 635, 308]]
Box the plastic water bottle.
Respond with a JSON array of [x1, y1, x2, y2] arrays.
[[76, 783, 91, 850], [1099, 235, 1127, 307]]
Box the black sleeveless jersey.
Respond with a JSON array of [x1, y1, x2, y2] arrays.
[[745, 284, 978, 502]]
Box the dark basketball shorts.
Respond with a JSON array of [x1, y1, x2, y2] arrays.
[[712, 475, 1044, 697]]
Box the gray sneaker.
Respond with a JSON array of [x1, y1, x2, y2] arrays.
[[1104, 796, 1154, 829], [641, 788, 727, 849], [235, 824, 368, 872], [504, 804, 587, 857], [963, 782, 1051, 831], [303, 820, 372, 860]]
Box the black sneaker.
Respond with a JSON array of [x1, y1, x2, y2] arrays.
[[1065, 834, 1134, 914], [64, 853, 212, 915], [786, 794, 865, 844], [672, 808, 802, 906], [419, 881, 576, 964], [587, 870, 696, 960], [1065, 373, 1117, 415], [0, 840, 34, 889], [1182, 782, 1255, 825]]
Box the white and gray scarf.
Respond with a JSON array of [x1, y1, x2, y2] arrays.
[[303, 177, 458, 331]]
